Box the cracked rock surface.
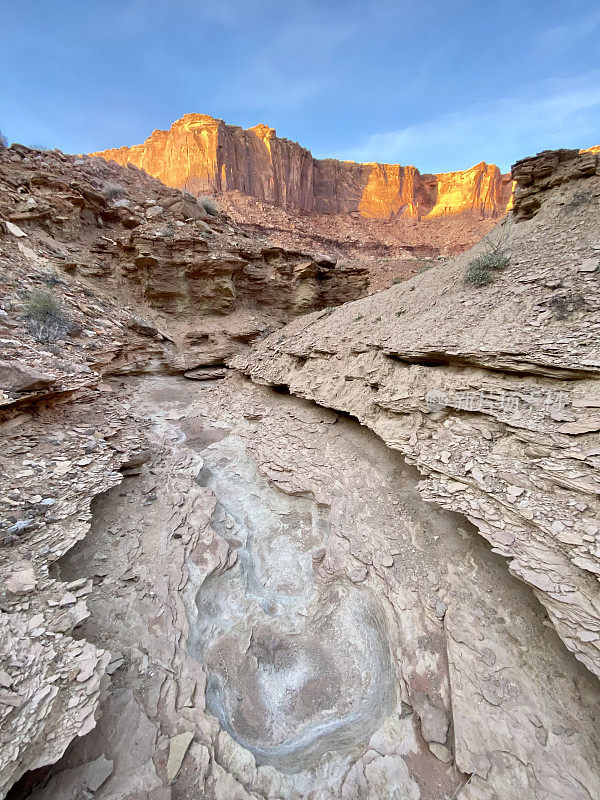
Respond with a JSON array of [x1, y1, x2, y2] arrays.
[[235, 150, 600, 683], [11, 374, 600, 800]]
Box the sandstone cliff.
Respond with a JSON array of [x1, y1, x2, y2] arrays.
[[93, 115, 314, 210], [92, 114, 513, 220]]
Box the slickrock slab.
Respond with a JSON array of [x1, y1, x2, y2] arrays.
[[19, 374, 598, 800]]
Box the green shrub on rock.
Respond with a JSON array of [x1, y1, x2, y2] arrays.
[[464, 251, 510, 287], [24, 289, 72, 343]]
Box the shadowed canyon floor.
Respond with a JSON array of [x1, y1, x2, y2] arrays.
[[18, 376, 600, 800]]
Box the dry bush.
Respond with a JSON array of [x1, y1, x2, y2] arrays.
[[24, 289, 72, 343], [464, 228, 511, 287], [102, 182, 127, 201], [199, 196, 218, 216], [464, 257, 496, 286]]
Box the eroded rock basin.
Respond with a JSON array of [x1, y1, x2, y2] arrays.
[[181, 421, 396, 772], [27, 374, 600, 800]]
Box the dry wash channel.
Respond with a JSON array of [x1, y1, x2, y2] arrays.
[[17, 373, 599, 800]]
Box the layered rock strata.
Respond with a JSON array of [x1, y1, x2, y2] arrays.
[[92, 114, 513, 220], [2, 141, 600, 800], [235, 149, 600, 687], [512, 147, 600, 219], [0, 144, 367, 376], [0, 143, 365, 797]]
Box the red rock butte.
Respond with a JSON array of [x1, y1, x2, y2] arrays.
[[91, 113, 514, 220]]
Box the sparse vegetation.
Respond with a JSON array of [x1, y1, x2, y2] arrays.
[[396, 310, 405, 317], [0, 130, 8, 148], [24, 289, 72, 343], [392, 277, 402, 284], [464, 229, 511, 287], [563, 191, 591, 212], [200, 196, 218, 216], [464, 258, 496, 286], [102, 181, 127, 201]]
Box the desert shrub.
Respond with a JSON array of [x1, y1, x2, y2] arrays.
[[0, 130, 7, 148], [480, 251, 509, 271], [392, 277, 402, 284], [464, 247, 510, 287], [199, 196, 218, 216], [24, 289, 72, 343], [464, 259, 494, 286], [102, 181, 127, 201]]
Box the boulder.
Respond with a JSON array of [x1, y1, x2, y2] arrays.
[[0, 360, 55, 393]]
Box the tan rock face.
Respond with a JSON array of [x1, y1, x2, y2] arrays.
[[94, 114, 315, 210], [0, 144, 367, 380], [512, 147, 600, 219], [91, 114, 513, 220]]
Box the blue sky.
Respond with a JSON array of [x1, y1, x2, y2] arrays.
[[1, 0, 599, 173]]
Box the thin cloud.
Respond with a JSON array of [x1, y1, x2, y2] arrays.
[[231, 19, 357, 114], [341, 74, 600, 172], [537, 9, 600, 49]]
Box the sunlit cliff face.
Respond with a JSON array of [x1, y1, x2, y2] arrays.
[[90, 113, 513, 220]]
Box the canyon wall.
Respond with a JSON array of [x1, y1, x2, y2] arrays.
[[92, 114, 513, 220], [94, 115, 314, 210]]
